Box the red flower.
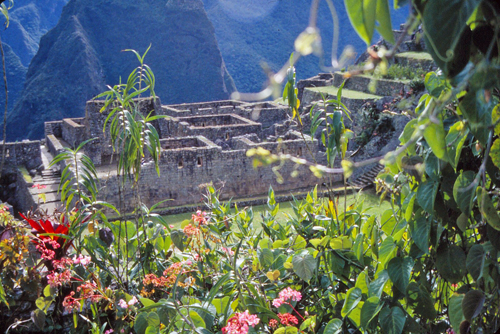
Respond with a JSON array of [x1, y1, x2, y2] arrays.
[[278, 313, 298, 326], [20, 212, 73, 261]]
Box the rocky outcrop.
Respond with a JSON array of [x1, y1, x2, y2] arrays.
[[7, 0, 235, 141]]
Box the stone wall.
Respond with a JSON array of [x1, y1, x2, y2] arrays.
[[0, 140, 42, 170]]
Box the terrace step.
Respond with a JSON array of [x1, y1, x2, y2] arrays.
[[348, 164, 385, 189], [29, 145, 63, 212], [394, 52, 436, 70], [332, 72, 410, 96], [301, 86, 383, 112]]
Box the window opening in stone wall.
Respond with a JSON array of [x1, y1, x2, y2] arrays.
[[298, 147, 302, 156], [197, 157, 203, 167], [178, 158, 184, 169], [281, 149, 285, 154]]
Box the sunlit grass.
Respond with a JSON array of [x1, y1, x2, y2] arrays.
[[163, 189, 390, 230]]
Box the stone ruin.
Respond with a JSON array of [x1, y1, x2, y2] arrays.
[[6, 97, 338, 214]]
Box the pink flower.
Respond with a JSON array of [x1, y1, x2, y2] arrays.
[[169, 225, 174, 228], [104, 330, 114, 334], [192, 210, 208, 226], [73, 254, 91, 266], [269, 319, 278, 329], [118, 299, 128, 309], [185, 260, 192, 266], [32, 184, 47, 190], [222, 310, 260, 334], [272, 288, 302, 308], [278, 313, 298, 326], [47, 269, 72, 288], [62, 292, 79, 313], [222, 247, 235, 256], [128, 296, 138, 306]]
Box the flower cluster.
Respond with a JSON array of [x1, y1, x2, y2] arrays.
[[62, 291, 80, 313], [278, 313, 299, 326], [222, 310, 260, 334], [118, 296, 138, 309], [269, 319, 278, 329], [73, 254, 91, 266], [141, 260, 195, 297], [47, 269, 72, 288], [192, 210, 208, 225], [32, 184, 47, 190], [221, 247, 235, 256], [183, 224, 200, 237], [272, 287, 302, 308]]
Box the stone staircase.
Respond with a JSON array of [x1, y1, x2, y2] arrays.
[[347, 164, 385, 189], [29, 145, 63, 213], [298, 50, 435, 189]]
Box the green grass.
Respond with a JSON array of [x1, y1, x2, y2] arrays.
[[163, 189, 390, 230], [305, 86, 382, 100]]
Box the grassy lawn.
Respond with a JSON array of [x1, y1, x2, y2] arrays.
[[163, 189, 390, 229]]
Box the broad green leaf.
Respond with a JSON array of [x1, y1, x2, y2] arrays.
[[462, 289, 485, 321], [375, 0, 394, 44], [259, 248, 274, 267], [491, 139, 500, 169], [369, 270, 389, 298], [424, 72, 448, 98], [379, 306, 405, 334], [417, 180, 438, 213], [406, 282, 437, 320], [275, 327, 298, 334], [323, 318, 342, 334], [330, 237, 352, 249], [436, 244, 467, 283], [344, 0, 378, 45], [459, 90, 493, 145], [466, 244, 485, 281], [341, 287, 362, 318], [212, 297, 230, 315], [493, 104, 500, 135], [422, 0, 482, 74], [477, 187, 500, 230], [446, 121, 469, 169], [387, 257, 414, 294], [348, 301, 363, 328], [423, 121, 447, 161], [399, 119, 418, 154], [170, 230, 185, 252], [453, 171, 476, 215], [360, 296, 382, 328], [189, 311, 206, 328], [292, 235, 307, 250], [449, 294, 465, 332], [135, 312, 150, 334], [411, 217, 430, 254], [32, 309, 46, 330], [292, 251, 315, 281], [355, 270, 370, 296], [379, 237, 397, 265]]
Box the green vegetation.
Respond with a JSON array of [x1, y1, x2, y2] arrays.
[[1, 1, 500, 333], [382, 63, 427, 81], [163, 190, 390, 229]]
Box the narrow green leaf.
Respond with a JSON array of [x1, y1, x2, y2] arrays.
[[449, 294, 465, 332]]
